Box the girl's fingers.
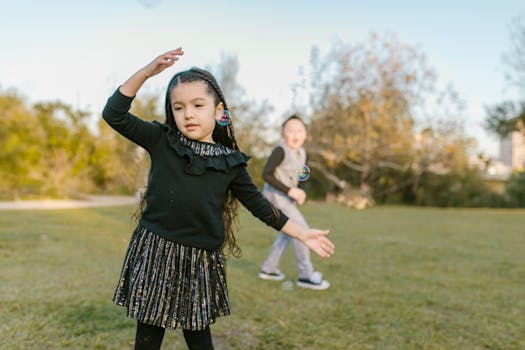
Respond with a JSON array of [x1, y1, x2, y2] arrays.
[[161, 53, 182, 65], [317, 250, 328, 258], [168, 47, 183, 54], [162, 57, 179, 65], [165, 48, 184, 58], [309, 229, 330, 237], [318, 245, 332, 258], [160, 48, 183, 56], [155, 48, 183, 65], [320, 236, 335, 249], [318, 237, 334, 255], [142, 48, 184, 78], [160, 54, 180, 62], [307, 237, 334, 258]]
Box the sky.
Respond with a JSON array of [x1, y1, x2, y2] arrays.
[[1, 0, 524, 157]]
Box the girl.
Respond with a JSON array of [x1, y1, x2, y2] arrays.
[[102, 48, 334, 350]]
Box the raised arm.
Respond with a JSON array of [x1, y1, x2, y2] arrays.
[[119, 48, 184, 97], [102, 48, 184, 149]]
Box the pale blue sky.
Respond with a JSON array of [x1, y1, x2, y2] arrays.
[[1, 0, 523, 156]]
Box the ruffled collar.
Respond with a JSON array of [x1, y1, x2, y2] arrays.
[[175, 129, 234, 157], [153, 121, 249, 175]]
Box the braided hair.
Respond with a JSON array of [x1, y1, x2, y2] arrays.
[[163, 67, 242, 257]]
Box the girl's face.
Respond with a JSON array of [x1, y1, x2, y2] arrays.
[[282, 118, 307, 151], [170, 81, 224, 143]]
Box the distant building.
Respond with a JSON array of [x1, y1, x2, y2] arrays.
[[478, 130, 525, 183], [500, 131, 525, 171]]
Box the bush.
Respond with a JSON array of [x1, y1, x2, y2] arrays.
[[506, 171, 525, 206]]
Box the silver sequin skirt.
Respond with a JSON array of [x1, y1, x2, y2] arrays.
[[113, 226, 230, 330]]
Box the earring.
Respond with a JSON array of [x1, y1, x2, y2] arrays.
[[217, 109, 231, 126]]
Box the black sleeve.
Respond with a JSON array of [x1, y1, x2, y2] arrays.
[[230, 166, 289, 230], [262, 147, 290, 194], [102, 88, 163, 151]]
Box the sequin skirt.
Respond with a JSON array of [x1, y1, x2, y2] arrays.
[[113, 226, 230, 331]]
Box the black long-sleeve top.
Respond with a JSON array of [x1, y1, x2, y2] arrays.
[[102, 89, 288, 249]]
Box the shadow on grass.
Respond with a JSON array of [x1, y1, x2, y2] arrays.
[[60, 302, 133, 335]]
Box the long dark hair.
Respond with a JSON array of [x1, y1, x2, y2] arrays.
[[135, 67, 242, 257]]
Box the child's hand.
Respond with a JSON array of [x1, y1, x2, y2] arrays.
[[288, 187, 306, 205], [141, 48, 184, 78], [303, 229, 334, 258]]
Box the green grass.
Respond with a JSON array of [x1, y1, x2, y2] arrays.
[[1, 204, 524, 349]]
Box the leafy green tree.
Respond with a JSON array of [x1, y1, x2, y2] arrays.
[[506, 171, 525, 206], [33, 101, 97, 196], [0, 91, 45, 198], [92, 93, 164, 194], [484, 101, 525, 138], [0, 90, 103, 198]]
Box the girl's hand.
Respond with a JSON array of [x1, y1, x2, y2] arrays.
[[280, 220, 334, 258], [302, 229, 334, 258], [119, 48, 184, 97], [141, 48, 184, 78]]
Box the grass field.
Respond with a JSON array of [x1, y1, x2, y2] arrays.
[[1, 204, 524, 349]]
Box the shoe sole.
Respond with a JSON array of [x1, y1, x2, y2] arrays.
[[296, 280, 330, 290], [258, 273, 285, 281]]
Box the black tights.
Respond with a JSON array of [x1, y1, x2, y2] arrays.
[[134, 321, 214, 350]]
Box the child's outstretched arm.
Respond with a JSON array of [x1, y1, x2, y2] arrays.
[[102, 48, 184, 149], [280, 220, 334, 258], [231, 167, 335, 259], [120, 48, 184, 97]]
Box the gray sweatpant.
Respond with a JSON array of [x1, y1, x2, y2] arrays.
[[260, 184, 314, 279]]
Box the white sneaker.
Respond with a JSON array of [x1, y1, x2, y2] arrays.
[[258, 270, 286, 281], [296, 271, 330, 290]]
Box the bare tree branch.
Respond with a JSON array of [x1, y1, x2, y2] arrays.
[[308, 161, 347, 190], [341, 159, 365, 172], [376, 160, 410, 171]]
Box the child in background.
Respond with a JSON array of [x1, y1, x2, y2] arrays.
[[102, 48, 334, 350], [258, 115, 330, 290]]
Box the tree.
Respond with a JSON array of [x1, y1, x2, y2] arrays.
[[92, 93, 164, 194], [0, 91, 45, 198], [209, 53, 275, 158], [506, 171, 525, 206], [484, 101, 525, 138], [0, 89, 102, 198], [209, 53, 276, 187], [33, 101, 97, 196], [487, 13, 525, 138], [303, 33, 435, 198], [291, 33, 487, 207]]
